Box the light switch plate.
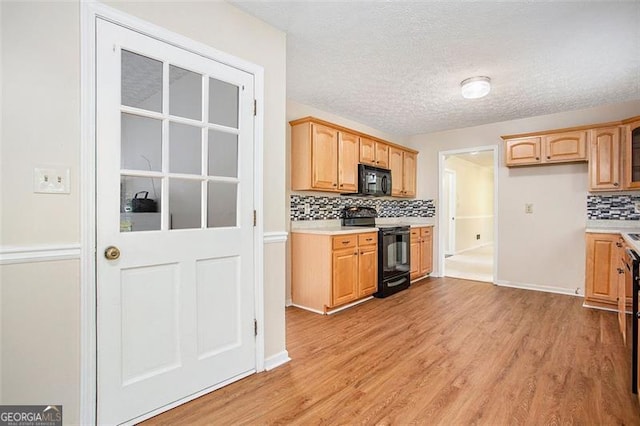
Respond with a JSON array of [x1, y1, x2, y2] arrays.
[[34, 167, 70, 194], [525, 203, 533, 214]]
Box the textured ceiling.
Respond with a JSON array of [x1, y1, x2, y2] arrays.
[[231, 1, 640, 136]]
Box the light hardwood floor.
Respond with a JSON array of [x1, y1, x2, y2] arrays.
[[143, 277, 640, 425]]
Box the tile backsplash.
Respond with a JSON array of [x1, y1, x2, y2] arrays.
[[587, 194, 640, 220], [290, 194, 436, 221]]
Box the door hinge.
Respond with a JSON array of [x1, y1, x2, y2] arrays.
[[253, 99, 257, 116], [254, 319, 258, 336], [253, 210, 257, 227]]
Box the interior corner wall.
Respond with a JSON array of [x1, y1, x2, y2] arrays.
[[409, 99, 640, 293], [1, 1, 287, 423], [444, 156, 494, 252], [284, 99, 409, 302]]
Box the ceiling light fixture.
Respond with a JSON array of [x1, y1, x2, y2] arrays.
[[460, 76, 491, 99]]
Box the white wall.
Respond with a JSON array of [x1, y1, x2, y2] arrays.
[[409, 99, 640, 294], [444, 156, 494, 252], [0, 1, 287, 424]]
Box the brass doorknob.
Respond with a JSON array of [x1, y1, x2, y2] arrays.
[[104, 246, 120, 260]]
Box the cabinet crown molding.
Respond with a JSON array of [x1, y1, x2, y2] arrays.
[[501, 114, 640, 141]]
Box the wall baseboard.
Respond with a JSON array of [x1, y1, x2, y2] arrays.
[[453, 242, 493, 255], [263, 232, 288, 244], [264, 350, 291, 371], [0, 244, 81, 265], [495, 279, 581, 297], [285, 298, 292, 307]]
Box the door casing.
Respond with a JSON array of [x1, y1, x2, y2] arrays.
[[80, 3, 265, 424]]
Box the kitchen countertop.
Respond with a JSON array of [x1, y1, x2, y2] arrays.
[[289, 219, 434, 236], [290, 226, 378, 235]]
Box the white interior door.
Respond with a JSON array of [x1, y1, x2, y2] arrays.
[[96, 19, 256, 425], [443, 169, 456, 255]]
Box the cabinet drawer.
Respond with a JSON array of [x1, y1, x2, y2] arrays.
[[410, 228, 420, 242], [421, 227, 432, 237], [358, 232, 378, 246], [333, 235, 357, 250]]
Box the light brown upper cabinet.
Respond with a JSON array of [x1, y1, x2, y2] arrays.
[[389, 147, 416, 197], [290, 116, 418, 196], [543, 131, 588, 163], [503, 130, 587, 167], [290, 120, 358, 193], [359, 137, 390, 169], [623, 118, 640, 189], [505, 137, 542, 165], [589, 126, 621, 191]]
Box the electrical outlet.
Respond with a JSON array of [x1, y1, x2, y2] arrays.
[[476, 234, 480, 240], [34, 167, 70, 194], [304, 203, 311, 215], [525, 203, 533, 214]]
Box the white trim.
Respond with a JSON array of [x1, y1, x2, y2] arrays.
[[326, 296, 374, 315], [263, 232, 288, 244], [290, 304, 325, 315], [81, 2, 266, 423], [454, 215, 494, 220], [495, 280, 581, 297], [285, 298, 293, 307], [121, 369, 256, 426], [0, 244, 81, 264], [264, 351, 291, 371], [453, 242, 493, 255], [438, 145, 498, 280]]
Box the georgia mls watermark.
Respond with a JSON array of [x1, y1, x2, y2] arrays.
[[0, 405, 62, 426]]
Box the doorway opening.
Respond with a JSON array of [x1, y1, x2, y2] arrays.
[[438, 146, 497, 283]]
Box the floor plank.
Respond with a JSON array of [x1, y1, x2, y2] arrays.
[[142, 277, 640, 425]]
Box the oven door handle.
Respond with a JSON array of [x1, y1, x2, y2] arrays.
[[383, 230, 410, 236]]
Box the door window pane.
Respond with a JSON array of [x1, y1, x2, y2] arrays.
[[120, 176, 161, 232], [207, 182, 237, 228], [209, 78, 238, 128], [121, 113, 162, 171], [170, 123, 201, 175], [169, 179, 202, 230], [121, 50, 162, 113], [170, 65, 202, 121], [208, 130, 238, 178]]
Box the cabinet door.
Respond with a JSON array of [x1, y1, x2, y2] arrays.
[[420, 227, 433, 276], [358, 245, 378, 297], [389, 147, 404, 196], [617, 246, 627, 344], [624, 121, 640, 189], [359, 137, 376, 166], [589, 127, 621, 191], [332, 248, 358, 307], [505, 138, 541, 166], [410, 240, 420, 280], [338, 131, 359, 192], [311, 123, 338, 190], [375, 142, 390, 168], [585, 233, 619, 304], [402, 151, 417, 198], [543, 131, 587, 163]]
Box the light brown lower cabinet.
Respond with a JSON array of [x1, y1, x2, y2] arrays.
[[410, 226, 433, 281], [292, 231, 378, 314], [585, 233, 632, 311]]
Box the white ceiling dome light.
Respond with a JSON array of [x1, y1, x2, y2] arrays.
[[460, 76, 491, 99]]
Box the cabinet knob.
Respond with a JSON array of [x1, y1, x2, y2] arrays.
[[614, 182, 619, 187], [546, 156, 551, 159], [616, 242, 622, 248], [535, 157, 540, 160], [354, 252, 358, 255], [333, 183, 337, 187]]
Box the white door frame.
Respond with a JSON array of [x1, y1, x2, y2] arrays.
[[80, 2, 265, 423], [437, 146, 498, 282], [443, 169, 456, 256]]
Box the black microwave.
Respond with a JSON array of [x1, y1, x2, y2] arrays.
[[355, 164, 391, 196]]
